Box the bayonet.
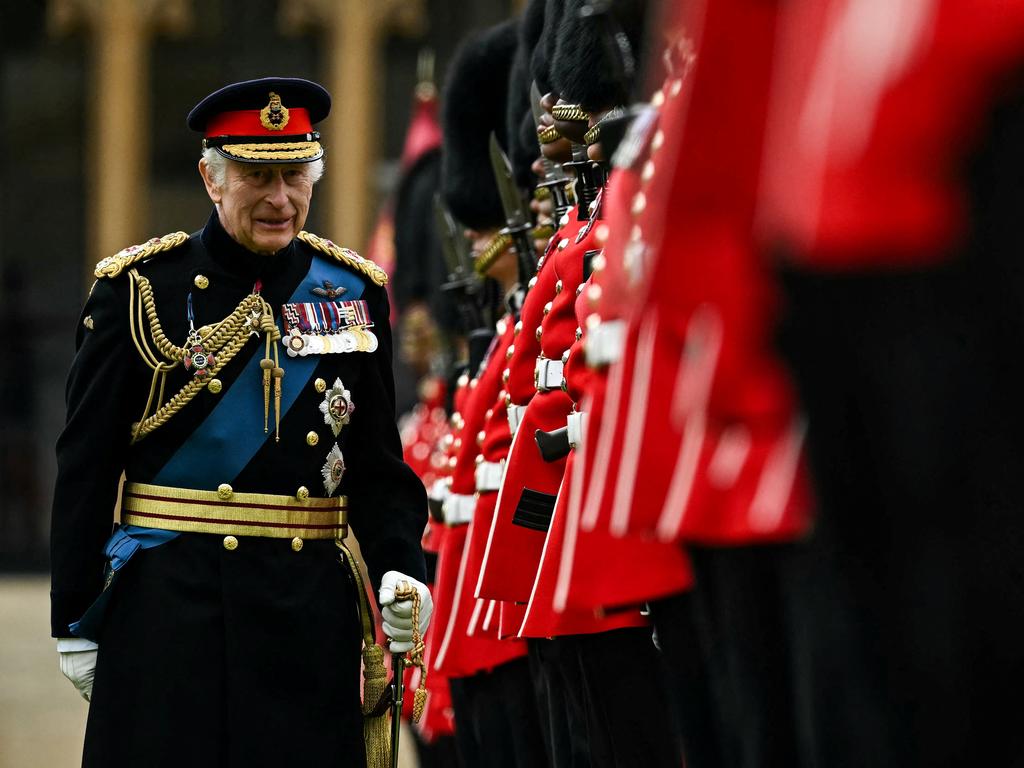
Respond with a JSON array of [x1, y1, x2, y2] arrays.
[[434, 194, 485, 331], [434, 195, 475, 286], [489, 132, 538, 286]]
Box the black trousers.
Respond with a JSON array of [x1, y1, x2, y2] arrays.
[[649, 591, 723, 768], [684, 546, 802, 768], [777, 262, 1024, 767], [575, 626, 683, 768], [527, 637, 590, 768], [449, 656, 550, 768], [83, 535, 365, 768], [528, 629, 683, 768], [412, 732, 462, 768]]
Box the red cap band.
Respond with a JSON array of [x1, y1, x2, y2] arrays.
[[205, 108, 313, 138]]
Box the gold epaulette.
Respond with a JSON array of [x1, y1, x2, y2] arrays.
[[298, 231, 388, 287], [94, 232, 189, 279]]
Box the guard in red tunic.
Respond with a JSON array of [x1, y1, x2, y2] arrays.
[[567, 2, 816, 766], [757, 2, 1024, 765], [481, 1, 686, 765], [542, 24, 721, 766], [431, 20, 549, 768]]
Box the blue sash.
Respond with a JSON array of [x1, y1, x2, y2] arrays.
[[154, 256, 365, 488], [69, 525, 178, 641]]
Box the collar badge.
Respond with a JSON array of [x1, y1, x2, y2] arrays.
[[312, 280, 347, 299]]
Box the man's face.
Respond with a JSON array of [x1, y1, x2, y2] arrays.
[[200, 158, 314, 255]]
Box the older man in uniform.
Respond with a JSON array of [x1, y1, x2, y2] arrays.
[[51, 77, 431, 768]]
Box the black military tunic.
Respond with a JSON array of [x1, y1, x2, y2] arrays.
[[51, 211, 427, 768]]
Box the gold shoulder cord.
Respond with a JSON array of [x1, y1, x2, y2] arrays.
[[126, 268, 284, 443], [95, 232, 189, 279]]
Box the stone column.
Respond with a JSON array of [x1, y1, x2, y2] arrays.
[[280, 0, 425, 252], [49, 0, 191, 285]]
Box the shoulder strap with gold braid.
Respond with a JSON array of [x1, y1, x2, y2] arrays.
[[95, 232, 189, 279], [298, 231, 389, 287], [337, 542, 428, 768]]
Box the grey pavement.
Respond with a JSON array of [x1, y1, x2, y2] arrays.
[[0, 575, 86, 768], [0, 575, 419, 768]]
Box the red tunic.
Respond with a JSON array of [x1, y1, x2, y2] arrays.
[[517, 189, 662, 636], [580, 0, 813, 548], [476, 208, 599, 604], [430, 317, 525, 678], [758, 0, 1024, 269], [550, 204, 694, 616]]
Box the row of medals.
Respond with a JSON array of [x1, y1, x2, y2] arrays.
[[285, 327, 378, 357]]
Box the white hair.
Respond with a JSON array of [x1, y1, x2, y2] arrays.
[[201, 147, 325, 187]]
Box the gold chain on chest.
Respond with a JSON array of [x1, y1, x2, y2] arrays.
[[127, 269, 283, 442]]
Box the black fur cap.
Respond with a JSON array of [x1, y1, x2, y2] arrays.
[[441, 20, 519, 230], [532, 0, 565, 95], [551, 0, 648, 111]]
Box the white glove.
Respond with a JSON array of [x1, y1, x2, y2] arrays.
[[379, 571, 433, 653], [57, 638, 99, 702]]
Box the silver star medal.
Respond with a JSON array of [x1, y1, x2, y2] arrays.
[[318, 378, 354, 437], [244, 308, 263, 338], [321, 443, 346, 495]]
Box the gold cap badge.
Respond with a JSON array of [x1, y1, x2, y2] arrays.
[[260, 92, 290, 131]]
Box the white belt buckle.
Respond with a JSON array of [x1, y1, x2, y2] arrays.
[[475, 461, 505, 492], [442, 493, 476, 525], [534, 357, 565, 392], [566, 411, 587, 449], [507, 404, 527, 436], [585, 319, 625, 366]]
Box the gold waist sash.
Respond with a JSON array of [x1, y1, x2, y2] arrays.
[[121, 481, 348, 540]]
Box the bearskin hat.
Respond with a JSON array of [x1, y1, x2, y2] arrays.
[[441, 20, 519, 230], [532, 0, 565, 96], [551, 0, 648, 111]]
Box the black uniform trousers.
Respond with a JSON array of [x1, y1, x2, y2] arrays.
[[529, 628, 683, 768], [83, 535, 365, 768], [684, 546, 803, 768], [527, 637, 590, 768], [649, 591, 723, 768], [574, 626, 683, 768], [769, 64, 1024, 768], [448, 656, 549, 768]]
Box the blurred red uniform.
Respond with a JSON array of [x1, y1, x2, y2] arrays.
[[431, 319, 526, 678], [474, 214, 585, 605]]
